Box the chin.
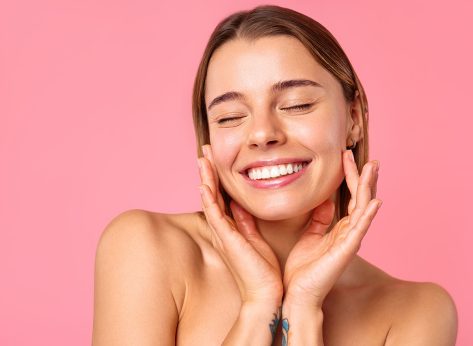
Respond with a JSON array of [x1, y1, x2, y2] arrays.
[[245, 199, 315, 221]]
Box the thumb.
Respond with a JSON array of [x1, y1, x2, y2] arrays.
[[230, 200, 260, 239], [230, 200, 279, 268], [304, 199, 336, 237]]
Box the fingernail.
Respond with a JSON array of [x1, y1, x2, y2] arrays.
[[377, 200, 383, 208], [198, 185, 204, 195]]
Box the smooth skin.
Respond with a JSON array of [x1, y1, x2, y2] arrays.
[[198, 145, 383, 344], [92, 36, 458, 345]]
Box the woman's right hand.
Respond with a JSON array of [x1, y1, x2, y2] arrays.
[[198, 144, 283, 306]]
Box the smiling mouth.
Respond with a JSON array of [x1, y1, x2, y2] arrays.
[[245, 161, 311, 181]]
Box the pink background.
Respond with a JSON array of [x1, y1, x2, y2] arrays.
[[1, 0, 471, 344]]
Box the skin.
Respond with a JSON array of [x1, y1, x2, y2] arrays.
[[203, 35, 368, 286], [92, 36, 458, 345]]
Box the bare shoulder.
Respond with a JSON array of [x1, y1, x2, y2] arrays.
[[95, 208, 207, 308], [381, 277, 458, 346], [331, 257, 458, 345], [96, 208, 205, 247], [93, 209, 206, 345], [98, 208, 206, 257]]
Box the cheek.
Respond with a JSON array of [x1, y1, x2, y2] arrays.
[[295, 112, 346, 193], [295, 114, 345, 152], [209, 129, 242, 172]]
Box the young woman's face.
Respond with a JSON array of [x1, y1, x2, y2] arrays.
[[205, 35, 357, 220]]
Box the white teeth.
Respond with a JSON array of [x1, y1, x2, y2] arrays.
[[278, 164, 287, 175], [247, 162, 308, 181]]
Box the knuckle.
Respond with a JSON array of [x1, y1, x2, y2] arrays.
[[352, 206, 364, 215], [357, 177, 369, 188]]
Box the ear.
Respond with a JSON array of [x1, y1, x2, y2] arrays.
[[346, 90, 364, 145]]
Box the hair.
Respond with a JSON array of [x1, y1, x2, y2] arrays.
[[192, 4, 370, 225]]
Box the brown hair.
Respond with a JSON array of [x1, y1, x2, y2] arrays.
[[192, 4, 369, 224]]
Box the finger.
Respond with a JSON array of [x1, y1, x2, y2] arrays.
[[372, 161, 379, 198], [345, 199, 382, 252], [199, 183, 225, 248], [200, 183, 233, 235], [303, 199, 336, 237], [202, 144, 226, 211], [199, 186, 250, 292], [200, 183, 249, 283], [230, 200, 260, 238], [201, 184, 272, 288], [199, 154, 217, 196], [343, 150, 360, 215], [205, 145, 227, 211], [349, 161, 377, 225], [356, 162, 375, 208], [202, 145, 218, 184], [200, 183, 253, 253], [199, 154, 225, 211], [230, 201, 281, 276], [343, 150, 360, 197], [198, 156, 221, 210]]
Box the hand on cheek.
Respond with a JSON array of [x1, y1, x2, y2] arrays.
[[198, 144, 284, 305], [283, 149, 382, 308]]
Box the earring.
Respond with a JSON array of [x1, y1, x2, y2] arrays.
[[346, 138, 357, 150]]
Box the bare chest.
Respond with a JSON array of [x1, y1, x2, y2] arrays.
[[175, 266, 391, 346]]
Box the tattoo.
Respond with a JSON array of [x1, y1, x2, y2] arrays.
[[269, 306, 282, 341], [282, 318, 289, 346]]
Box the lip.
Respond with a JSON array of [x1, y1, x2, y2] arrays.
[[239, 157, 312, 174], [240, 160, 312, 189]]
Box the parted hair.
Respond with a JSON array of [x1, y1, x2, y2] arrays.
[[192, 4, 370, 224]]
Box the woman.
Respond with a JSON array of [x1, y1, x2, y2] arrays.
[[92, 5, 458, 345]]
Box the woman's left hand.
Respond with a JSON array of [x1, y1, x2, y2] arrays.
[[283, 150, 382, 308]]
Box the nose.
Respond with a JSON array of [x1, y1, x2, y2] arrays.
[[246, 112, 286, 150]]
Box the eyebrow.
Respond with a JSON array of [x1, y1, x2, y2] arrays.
[[206, 79, 323, 111]]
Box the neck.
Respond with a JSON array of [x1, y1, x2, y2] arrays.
[[255, 189, 341, 272], [255, 211, 311, 272]]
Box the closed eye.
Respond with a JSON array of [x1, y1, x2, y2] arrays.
[[217, 116, 244, 125], [217, 103, 314, 125], [281, 103, 313, 111]]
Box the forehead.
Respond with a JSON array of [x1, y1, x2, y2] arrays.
[[205, 36, 336, 101]]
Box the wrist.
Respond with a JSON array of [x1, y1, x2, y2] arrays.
[[242, 297, 282, 314], [222, 302, 282, 346], [284, 288, 324, 310], [282, 300, 324, 320], [242, 292, 283, 309], [281, 299, 325, 346]]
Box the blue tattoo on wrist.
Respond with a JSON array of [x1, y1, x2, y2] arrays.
[[282, 318, 289, 346], [269, 306, 282, 340]]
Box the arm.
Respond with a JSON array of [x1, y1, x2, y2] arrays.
[[280, 299, 324, 346], [92, 210, 178, 346], [198, 146, 284, 345], [385, 282, 458, 346], [281, 151, 381, 346], [222, 301, 282, 346]]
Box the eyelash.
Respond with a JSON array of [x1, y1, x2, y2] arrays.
[[217, 103, 313, 124], [281, 103, 313, 111], [218, 118, 241, 124]]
